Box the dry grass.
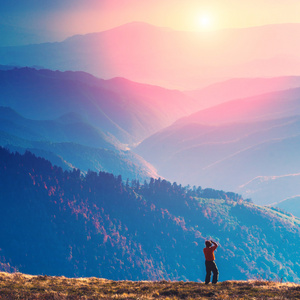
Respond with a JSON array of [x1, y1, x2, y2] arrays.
[[0, 272, 300, 299]]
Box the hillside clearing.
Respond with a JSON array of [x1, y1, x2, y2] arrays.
[[0, 272, 299, 299]]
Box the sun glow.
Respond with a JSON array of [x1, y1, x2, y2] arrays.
[[196, 13, 214, 30]]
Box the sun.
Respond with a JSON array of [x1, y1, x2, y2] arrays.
[[196, 13, 214, 30]]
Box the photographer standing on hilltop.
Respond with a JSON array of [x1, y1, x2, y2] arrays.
[[203, 240, 219, 284]]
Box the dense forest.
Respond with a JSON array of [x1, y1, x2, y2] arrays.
[[0, 147, 300, 282]]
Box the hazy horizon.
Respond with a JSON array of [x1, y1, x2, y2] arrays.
[[1, 0, 300, 46]]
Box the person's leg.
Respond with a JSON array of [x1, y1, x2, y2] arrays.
[[205, 261, 212, 284], [212, 261, 219, 284]]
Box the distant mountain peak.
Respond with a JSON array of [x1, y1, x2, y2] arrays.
[[63, 21, 174, 43]]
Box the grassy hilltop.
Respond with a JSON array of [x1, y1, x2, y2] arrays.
[[1, 272, 300, 300]]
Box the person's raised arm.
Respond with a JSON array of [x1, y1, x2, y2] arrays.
[[211, 240, 218, 248]]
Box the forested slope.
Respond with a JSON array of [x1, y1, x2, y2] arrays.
[[0, 147, 299, 282]]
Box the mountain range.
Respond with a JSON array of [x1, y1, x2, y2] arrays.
[[2, 22, 300, 89], [1, 67, 188, 181], [136, 85, 300, 205], [1, 19, 300, 282], [186, 76, 300, 109], [0, 67, 196, 145], [2, 67, 300, 207], [0, 106, 158, 182]]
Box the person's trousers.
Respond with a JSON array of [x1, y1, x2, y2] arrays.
[[205, 260, 219, 284]]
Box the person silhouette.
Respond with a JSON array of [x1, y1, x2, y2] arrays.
[[203, 240, 219, 284]]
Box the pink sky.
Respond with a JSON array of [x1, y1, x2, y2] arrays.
[[33, 0, 300, 38], [2, 0, 300, 44]]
